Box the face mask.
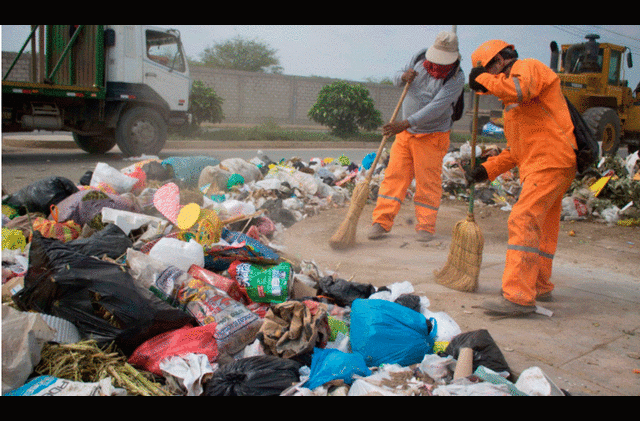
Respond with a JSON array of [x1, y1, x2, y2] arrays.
[[424, 60, 457, 79]]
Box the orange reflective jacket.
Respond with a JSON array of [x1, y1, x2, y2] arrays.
[[476, 58, 577, 182]]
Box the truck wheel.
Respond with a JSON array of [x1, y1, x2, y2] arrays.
[[72, 133, 117, 154], [116, 107, 167, 157], [582, 107, 621, 156]]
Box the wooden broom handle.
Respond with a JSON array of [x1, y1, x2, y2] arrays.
[[468, 85, 481, 216], [365, 81, 412, 182], [221, 209, 266, 225]]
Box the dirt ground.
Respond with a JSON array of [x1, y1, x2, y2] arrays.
[[281, 196, 639, 288], [279, 197, 640, 395]]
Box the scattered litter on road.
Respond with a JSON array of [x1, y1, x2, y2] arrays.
[[3, 142, 637, 396]]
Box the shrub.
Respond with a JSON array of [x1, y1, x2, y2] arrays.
[[189, 80, 225, 130], [308, 81, 383, 137]]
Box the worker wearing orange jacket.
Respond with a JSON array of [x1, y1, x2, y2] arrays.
[[467, 40, 577, 316], [369, 31, 465, 243]]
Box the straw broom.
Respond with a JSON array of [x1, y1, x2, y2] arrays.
[[329, 82, 411, 250], [434, 90, 484, 292]]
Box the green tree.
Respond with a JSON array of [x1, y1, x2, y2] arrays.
[[308, 81, 383, 137], [188, 80, 225, 130], [199, 35, 283, 73]]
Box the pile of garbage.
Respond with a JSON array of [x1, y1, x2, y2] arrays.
[[561, 152, 640, 225], [442, 143, 640, 225], [0, 147, 587, 396]]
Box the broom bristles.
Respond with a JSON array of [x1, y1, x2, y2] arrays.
[[329, 179, 371, 250], [434, 214, 484, 292]]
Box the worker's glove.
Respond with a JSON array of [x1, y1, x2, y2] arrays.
[[465, 165, 488, 185], [469, 66, 488, 93]]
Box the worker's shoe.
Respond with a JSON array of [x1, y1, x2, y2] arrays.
[[536, 291, 554, 302], [416, 230, 435, 242], [481, 297, 536, 316], [500, 289, 555, 303], [368, 223, 389, 240]]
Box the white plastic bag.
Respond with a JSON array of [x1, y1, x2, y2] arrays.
[[266, 165, 318, 195], [601, 205, 620, 225], [101, 207, 168, 236], [418, 353, 456, 384], [514, 366, 564, 396], [2, 305, 55, 394], [220, 158, 262, 183], [421, 309, 461, 342], [159, 354, 215, 396], [90, 162, 138, 194], [149, 238, 204, 272], [5, 375, 126, 396]]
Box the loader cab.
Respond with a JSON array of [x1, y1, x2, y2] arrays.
[[562, 34, 602, 74], [561, 34, 630, 88]]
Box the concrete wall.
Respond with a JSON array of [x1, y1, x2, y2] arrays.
[[3, 51, 503, 133], [191, 65, 503, 133]]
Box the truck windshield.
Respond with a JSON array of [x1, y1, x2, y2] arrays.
[[145, 29, 186, 73]]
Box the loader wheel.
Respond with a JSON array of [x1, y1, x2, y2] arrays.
[[72, 132, 117, 154], [116, 107, 167, 157], [582, 107, 621, 156]]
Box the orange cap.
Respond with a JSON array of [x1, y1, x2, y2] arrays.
[[471, 40, 514, 67]]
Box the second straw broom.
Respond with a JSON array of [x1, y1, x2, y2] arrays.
[[434, 90, 484, 292], [329, 82, 411, 250]]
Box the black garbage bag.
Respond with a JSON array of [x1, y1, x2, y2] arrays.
[[316, 275, 376, 307], [442, 329, 511, 375], [79, 171, 93, 186], [142, 160, 174, 181], [203, 355, 302, 396], [394, 293, 422, 312], [3, 176, 79, 216], [65, 223, 132, 259], [12, 232, 195, 355]]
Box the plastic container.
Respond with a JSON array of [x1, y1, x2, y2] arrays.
[[101, 207, 168, 235], [149, 238, 205, 272]]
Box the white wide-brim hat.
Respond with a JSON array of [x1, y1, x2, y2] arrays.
[[426, 31, 461, 65]]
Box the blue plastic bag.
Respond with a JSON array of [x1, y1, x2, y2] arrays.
[[305, 348, 371, 390], [361, 151, 376, 170], [350, 298, 437, 367], [162, 156, 220, 186]]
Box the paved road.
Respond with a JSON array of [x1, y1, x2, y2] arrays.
[[1, 132, 379, 194]]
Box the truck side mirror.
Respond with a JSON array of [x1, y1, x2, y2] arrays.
[[105, 29, 116, 47], [628, 52, 633, 69]]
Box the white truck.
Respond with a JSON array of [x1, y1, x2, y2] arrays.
[[2, 25, 191, 156]]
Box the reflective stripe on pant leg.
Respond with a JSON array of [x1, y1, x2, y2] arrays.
[[411, 131, 450, 233], [371, 131, 414, 231]]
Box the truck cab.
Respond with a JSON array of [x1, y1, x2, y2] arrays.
[[2, 25, 191, 156]]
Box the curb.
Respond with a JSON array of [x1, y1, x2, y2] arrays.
[[2, 137, 385, 151], [3, 137, 507, 152]]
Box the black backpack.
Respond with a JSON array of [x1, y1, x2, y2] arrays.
[[564, 96, 599, 174], [414, 51, 465, 122]]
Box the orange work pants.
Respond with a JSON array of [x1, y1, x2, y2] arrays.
[[501, 167, 575, 306], [372, 130, 450, 233]]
